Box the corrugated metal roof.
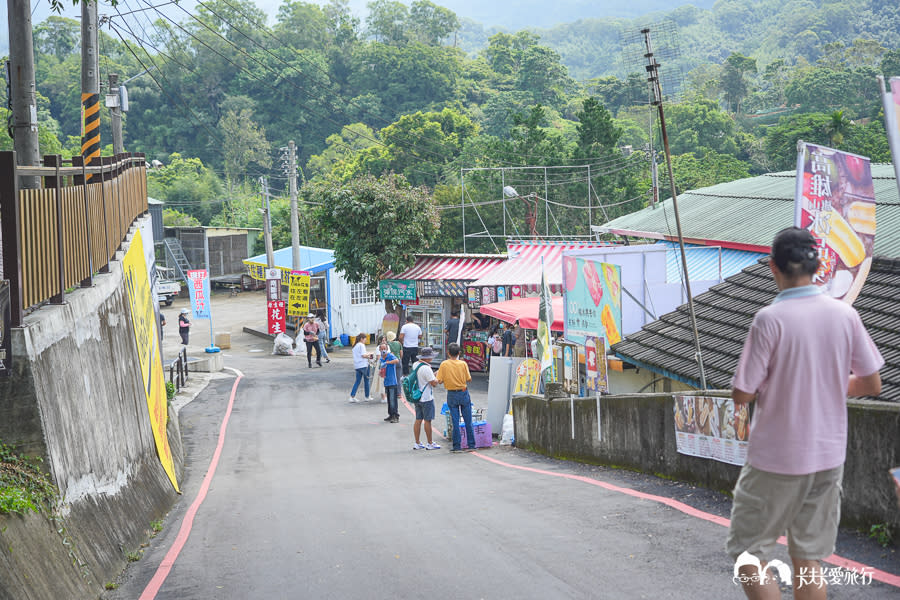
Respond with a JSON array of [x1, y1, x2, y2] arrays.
[[244, 245, 335, 273], [602, 164, 900, 257], [612, 256, 900, 402], [657, 241, 765, 282]]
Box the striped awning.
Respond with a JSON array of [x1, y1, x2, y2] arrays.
[[469, 241, 616, 293], [385, 254, 506, 281]]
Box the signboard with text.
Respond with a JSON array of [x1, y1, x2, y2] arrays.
[[268, 300, 286, 335], [674, 396, 749, 466], [379, 279, 417, 300], [266, 268, 282, 302], [562, 256, 622, 347], [187, 269, 211, 319], [288, 271, 311, 317]]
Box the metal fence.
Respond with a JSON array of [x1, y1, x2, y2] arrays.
[[0, 151, 148, 327]]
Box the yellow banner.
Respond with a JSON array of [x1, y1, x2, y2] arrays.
[[123, 230, 180, 492]]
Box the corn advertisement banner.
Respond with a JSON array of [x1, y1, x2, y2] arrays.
[[562, 256, 622, 347], [795, 142, 875, 305], [674, 396, 749, 467], [123, 230, 180, 492]]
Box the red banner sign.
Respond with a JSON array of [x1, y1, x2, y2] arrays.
[[267, 300, 286, 335]]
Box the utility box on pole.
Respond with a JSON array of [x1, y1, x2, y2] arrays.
[[107, 73, 124, 154]]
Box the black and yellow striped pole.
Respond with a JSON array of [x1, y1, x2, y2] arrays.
[[81, 0, 100, 180]]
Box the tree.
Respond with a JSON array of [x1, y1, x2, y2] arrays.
[[721, 52, 757, 114], [667, 151, 752, 195], [148, 153, 223, 224], [407, 0, 459, 46], [218, 102, 271, 194], [825, 110, 850, 147], [764, 112, 832, 171], [310, 173, 440, 285], [574, 97, 621, 159], [365, 0, 409, 45], [663, 99, 740, 157]]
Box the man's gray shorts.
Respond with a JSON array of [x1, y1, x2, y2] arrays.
[[414, 400, 435, 421], [727, 463, 843, 562]]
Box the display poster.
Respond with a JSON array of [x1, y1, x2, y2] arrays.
[[187, 269, 211, 319], [496, 286, 507, 302], [421, 280, 467, 297], [559, 341, 579, 395], [266, 268, 282, 302], [462, 340, 488, 373], [795, 142, 875, 305], [0, 281, 10, 377], [467, 286, 480, 308], [268, 300, 286, 335], [379, 279, 417, 300], [673, 395, 749, 467], [562, 256, 622, 346], [480, 286, 497, 306], [584, 335, 608, 394], [513, 358, 541, 395], [122, 230, 179, 492], [509, 285, 523, 299], [288, 270, 311, 317]]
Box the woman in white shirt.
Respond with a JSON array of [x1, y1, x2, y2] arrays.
[[350, 333, 374, 403]]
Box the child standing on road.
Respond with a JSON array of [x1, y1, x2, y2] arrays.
[[380, 340, 401, 423]]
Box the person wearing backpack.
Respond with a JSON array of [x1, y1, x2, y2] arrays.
[[406, 347, 440, 450], [436, 342, 475, 453]]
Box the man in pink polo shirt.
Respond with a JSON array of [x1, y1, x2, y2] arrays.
[[728, 227, 883, 600]]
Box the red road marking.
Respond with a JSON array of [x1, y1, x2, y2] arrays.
[[139, 369, 244, 600], [471, 451, 900, 589]]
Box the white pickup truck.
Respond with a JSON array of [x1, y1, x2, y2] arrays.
[[156, 267, 182, 306]]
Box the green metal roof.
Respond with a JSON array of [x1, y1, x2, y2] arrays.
[[600, 164, 900, 257]]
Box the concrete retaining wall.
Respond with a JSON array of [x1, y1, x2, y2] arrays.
[[512, 393, 900, 529], [0, 218, 185, 599]]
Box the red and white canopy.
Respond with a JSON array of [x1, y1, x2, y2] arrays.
[[384, 254, 506, 281], [478, 296, 565, 331]]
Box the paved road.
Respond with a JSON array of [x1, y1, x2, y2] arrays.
[[106, 292, 898, 599]]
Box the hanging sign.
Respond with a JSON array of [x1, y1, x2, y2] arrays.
[[379, 279, 417, 300], [288, 270, 311, 317]]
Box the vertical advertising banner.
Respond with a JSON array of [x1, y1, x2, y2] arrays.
[[559, 341, 580, 395], [187, 269, 211, 319], [268, 300, 286, 335], [122, 230, 179, 492], [513, 358, 542, 395], [562, 256, 623, 347], [880, 76, 900, 195], [584, 335, 608, 394], [266, 268, 282, 302], [288, 270, 311, 317], [795, 142, 876, 305]]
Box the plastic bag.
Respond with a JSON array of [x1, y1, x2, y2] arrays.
[[273, 333, 295, 356], [500, 413, 515, 446]]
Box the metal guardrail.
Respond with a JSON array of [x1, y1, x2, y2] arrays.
[[168, 347, 189, 391], [0, 151, 148, 327]]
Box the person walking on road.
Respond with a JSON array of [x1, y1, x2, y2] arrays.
[[728, 227, 883, 600], [178, 308, 191, 345], [303, 314, 322, 368], [349, 333, 375, 403], [314, 311, 330, 363], [399, 314, 422, 375], [379, 339, 401, 423], [436, 342, 475, 452], [410, 347, 440, 450]]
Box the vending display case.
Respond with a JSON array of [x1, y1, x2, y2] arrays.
[[407, 304, 446, 358]]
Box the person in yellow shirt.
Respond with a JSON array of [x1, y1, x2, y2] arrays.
[[435, 343, 475, 452]]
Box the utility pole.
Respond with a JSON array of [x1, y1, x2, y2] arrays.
[[7, 0, 41, 189], [282, 141, 300, 270], [107, 73, 124, 154], [260, 177, 275, 268], [649, 145, 659, 209], [81, 0, 101, 177]]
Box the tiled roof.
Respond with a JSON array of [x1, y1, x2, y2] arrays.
[[601, 164, 900, 258], [612, 256, 900, 402]]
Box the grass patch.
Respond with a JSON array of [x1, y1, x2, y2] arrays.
[[0, 441, 56, 515], [104, 582, 118, 590]]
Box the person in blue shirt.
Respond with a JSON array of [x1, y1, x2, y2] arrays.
[[379, 339, 401, 423]]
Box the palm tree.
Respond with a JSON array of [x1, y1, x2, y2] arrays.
[[826, 110, 851, 147]]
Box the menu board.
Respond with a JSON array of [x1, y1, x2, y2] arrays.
[[673, 395, 749, 466]]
